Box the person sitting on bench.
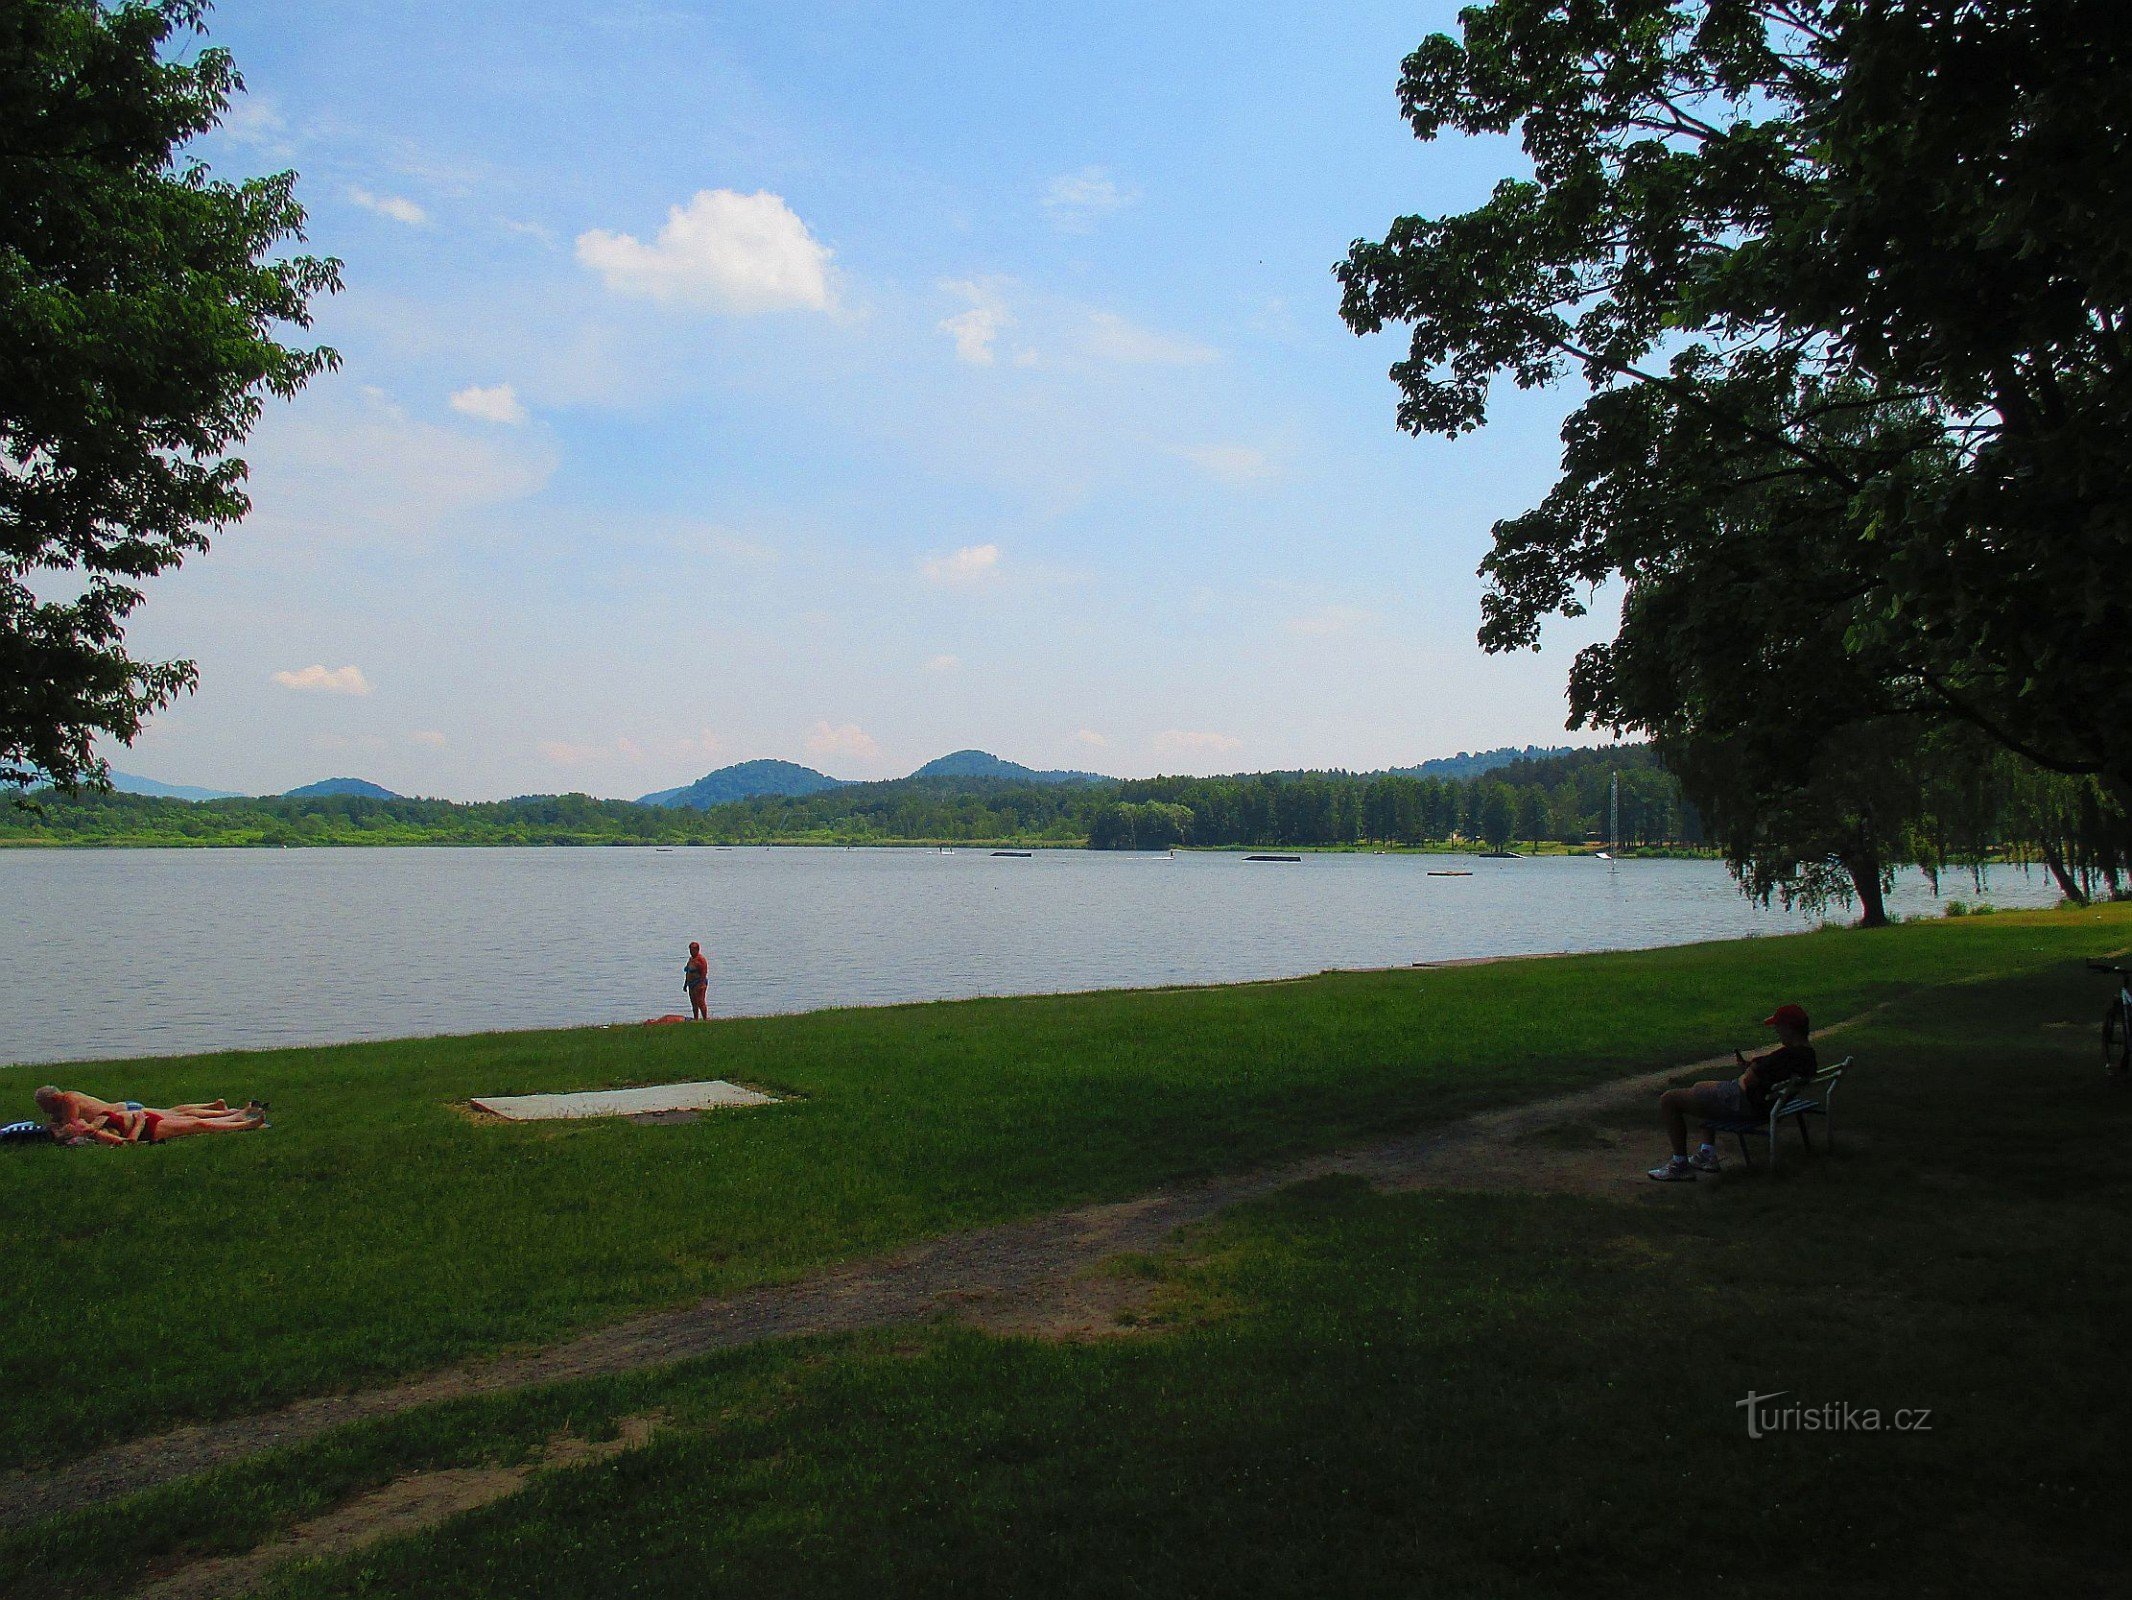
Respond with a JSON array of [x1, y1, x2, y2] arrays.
[[1648, 1004, 1817, 1181]]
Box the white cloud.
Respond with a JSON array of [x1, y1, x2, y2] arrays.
[[1175, 443, 1272, 483], [244, 387, 556, 543], [1152, 729, 1243, 758], [219, 96, 286, 146], [576, 189, 835, 313], [922, 543, 1001, 586], [670, 728, 723, 760], [939, 306, 1009, 365], [937, 280, 1015, 366], [539, 736, 647, 767], [409, 729, 448, 749], [804, 721, 881, 761], [925, 654, 962, 673], [1285, 605, 1380, 638], [350, 187, 427, 226], [1043, 167, 1138, 232], [538, 739, 600, 767], [649, 523, 780, 567], [449, 383, 528, 425], [1072, 728, 1109, 748], [1085, 311, 1217, 366], [274, 664, 372, 696]]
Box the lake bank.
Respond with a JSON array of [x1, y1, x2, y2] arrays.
[[5, 908, 2128, 1597], [3, 904, 2124, 1474]]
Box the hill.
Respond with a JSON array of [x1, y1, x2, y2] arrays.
[[908, 749, 1107, 784], [639, 758, 846, 810], [1386, 745, 1583, 781], [281, 777, 401, 799], [107, 770, 244, 802]]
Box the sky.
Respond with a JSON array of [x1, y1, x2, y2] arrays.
[[112, 0, 1620, 800]]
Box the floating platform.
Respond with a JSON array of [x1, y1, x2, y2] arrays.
[[1244, 854, 1302, 863], [470, 1080, 777, 1121]]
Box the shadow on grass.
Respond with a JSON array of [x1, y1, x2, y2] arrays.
[[9, 953, 2129, 1598]]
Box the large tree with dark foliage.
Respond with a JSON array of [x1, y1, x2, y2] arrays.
[[1337, 1, 2132, 837], [1, 0, 339, 790]]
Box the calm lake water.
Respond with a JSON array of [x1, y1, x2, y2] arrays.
[[0, 846, 2058, 1066]]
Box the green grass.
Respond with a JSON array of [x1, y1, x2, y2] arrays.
[[3, 908, 2127, 1484], [6, 941, 2127, 1598]]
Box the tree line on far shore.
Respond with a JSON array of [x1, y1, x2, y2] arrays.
[[0, 746, 1688, 853], [1093, 747, 1690, 851], [12, 738, 2132, 919]]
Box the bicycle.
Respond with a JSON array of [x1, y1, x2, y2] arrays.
[[2088, 960, 2132, 1077]]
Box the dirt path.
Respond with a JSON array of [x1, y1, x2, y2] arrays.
[[0, 1019, 1880, 1533], [127, 1415, 662, 1600]]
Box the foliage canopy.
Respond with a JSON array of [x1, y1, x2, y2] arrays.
[[1338, 0, 2132, 880], [1, 0, 340, 790]]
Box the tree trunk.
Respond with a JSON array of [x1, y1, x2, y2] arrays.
[[2040, 839, 2089, 905], [1846, 851, 1890, 928]]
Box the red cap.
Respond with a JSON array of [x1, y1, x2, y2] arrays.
[[1762, 1003, 1810, 1033]]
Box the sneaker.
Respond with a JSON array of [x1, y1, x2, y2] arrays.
[[1646, 1157, 1696, 1182], [1690, 1148, 1723, 1173]]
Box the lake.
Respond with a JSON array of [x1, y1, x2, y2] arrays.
[[0, 846, 2058, 1065]]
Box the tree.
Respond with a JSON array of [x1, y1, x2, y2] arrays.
[[2000, 761, 2131, 906], [1514, 784, 1548, 845], [1087, 800, 1193, 851], [1337, 1, 2132, 804], [1478, 784, 1516, 851], [2, 0, 340, 790]]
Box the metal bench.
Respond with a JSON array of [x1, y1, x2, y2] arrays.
[[1702, 1056, 1851, 1169]]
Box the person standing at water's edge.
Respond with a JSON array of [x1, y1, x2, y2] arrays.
[[683, 941, 710, 1020]]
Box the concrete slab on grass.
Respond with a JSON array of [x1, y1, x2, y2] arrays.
[[470, 1080, 777, 1121]]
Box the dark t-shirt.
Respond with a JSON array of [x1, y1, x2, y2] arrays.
[[1744, 1043, 1817, 1110]]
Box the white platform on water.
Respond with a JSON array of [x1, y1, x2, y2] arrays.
[[470, 1079, 777, 1121]]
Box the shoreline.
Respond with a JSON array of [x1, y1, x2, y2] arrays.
[[0, 836, 1720, 857], [0, 921, 1901, 1075]]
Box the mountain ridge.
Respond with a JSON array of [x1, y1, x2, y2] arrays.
[[907, 749, 1107, 784], [281, 777, 401, 800], [1384, 745, 1583, 782], [107, 769, 245, 802], [638, 758, 847, 810]]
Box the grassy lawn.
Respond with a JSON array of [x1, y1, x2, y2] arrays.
[[5, 927, 2126, 1597], [3, 908, 2127, 1484]]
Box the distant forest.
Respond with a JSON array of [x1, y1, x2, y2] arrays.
[[2, 745, 1689, 852]]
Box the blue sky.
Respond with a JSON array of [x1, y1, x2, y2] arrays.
[[117, 0, 1616, 799]]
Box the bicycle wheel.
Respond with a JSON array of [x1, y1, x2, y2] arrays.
[[2107, 1001, 2132, 1077]]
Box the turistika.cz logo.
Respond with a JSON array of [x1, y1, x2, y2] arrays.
[[1737, 1391, 1933, 1440]]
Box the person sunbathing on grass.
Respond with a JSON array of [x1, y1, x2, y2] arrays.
[[35, 1086, 266, 1146], [1647, 1005, 1817, 1182]]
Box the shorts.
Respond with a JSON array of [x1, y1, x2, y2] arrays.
[[1689, 1080, 1751, 1124]]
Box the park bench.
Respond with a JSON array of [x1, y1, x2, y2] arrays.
[[1702, 1056, 1851, 1169]]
